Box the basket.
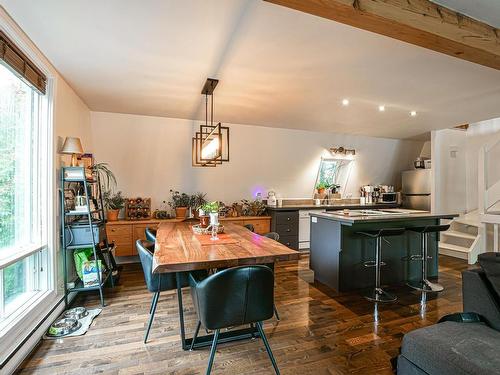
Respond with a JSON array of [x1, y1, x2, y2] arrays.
[[192, 224, 225, 235]]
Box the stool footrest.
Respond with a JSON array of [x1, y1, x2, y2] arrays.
[[408, 255, 433, 261]]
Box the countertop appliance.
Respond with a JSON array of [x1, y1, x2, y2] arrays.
[[381, 192, 397, 203], [402, 169, 431, 211]]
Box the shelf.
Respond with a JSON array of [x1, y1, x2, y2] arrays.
[[64, 177, 97, 183], [64, 242, 115, 252], [65, 210, 101, 216], [67, 271, 111, 292]]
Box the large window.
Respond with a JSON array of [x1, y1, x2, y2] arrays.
[[0, 60, 51, 330]]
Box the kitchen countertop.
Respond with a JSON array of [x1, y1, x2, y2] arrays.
[[310, 209, 458, 224], [266, 202, 399, 211]]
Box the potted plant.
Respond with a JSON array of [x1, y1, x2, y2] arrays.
[[241, 199, 267, 216], [169, 190, 191, 219], [201, 201, 220, 226], [92, 162, 117, 192], [191, 192, 207, 219], [315, 182, 330, 196], [103, 191, 125, 221]]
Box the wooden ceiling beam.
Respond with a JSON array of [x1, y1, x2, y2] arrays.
[[264, 0, 500, 70]]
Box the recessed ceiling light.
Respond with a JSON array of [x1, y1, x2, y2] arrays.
[[410, 111, 417, 117], [378, 105, 385, 112], [342, 99, 349, 106]]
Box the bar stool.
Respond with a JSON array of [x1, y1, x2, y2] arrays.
[[407, 224, 450, 292], [358, 227, 406, 303]]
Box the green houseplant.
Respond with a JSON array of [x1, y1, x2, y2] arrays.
[[169, 190, 191, 219], [241, 199, 267, 216], [191, 192, 207, 218], [103, 190, 125, 221], [92, 162, 117, 192], [315, 182, 330, 195]]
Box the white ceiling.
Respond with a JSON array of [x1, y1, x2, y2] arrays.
[[2, 0, 500, 139], [432, 0, 500, 28]]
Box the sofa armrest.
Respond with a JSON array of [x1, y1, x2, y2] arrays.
[[462, 268, 500, 331]]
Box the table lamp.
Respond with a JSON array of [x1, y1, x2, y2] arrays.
[[61, 137, 83, 167]]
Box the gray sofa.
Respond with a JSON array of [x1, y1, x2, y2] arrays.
[[397, 253, 500, 375]]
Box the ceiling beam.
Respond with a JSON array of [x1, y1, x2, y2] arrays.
[[264, 0, 500, 70]]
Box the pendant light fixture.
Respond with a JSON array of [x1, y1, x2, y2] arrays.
[[192, 78, 230, 167]]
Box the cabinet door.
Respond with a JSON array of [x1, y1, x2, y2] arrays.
[[106, 224, 133, 256], [133, 224, 157, 255]]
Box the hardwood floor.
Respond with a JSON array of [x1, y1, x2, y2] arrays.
[[18, 255, 470, 375]]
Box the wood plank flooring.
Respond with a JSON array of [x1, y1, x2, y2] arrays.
[[17, 255, 469, 374]]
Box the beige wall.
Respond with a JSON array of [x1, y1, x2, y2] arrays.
[[90, 111, 423, 208]]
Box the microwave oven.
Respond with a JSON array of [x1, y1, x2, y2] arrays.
[[381, 192, 398, 203]]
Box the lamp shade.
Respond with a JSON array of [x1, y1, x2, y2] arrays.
[[61, 137, 83, 155]]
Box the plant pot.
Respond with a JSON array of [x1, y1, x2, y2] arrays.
[[199, 215, 210, 228], [107, 209, 119, 221], [175, 207, 188, 219], [317, 188, 325, 195]]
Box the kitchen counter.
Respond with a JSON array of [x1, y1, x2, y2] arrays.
[[266, 202, 399, 211], [310, 209, 458, 224], [309, 209, 458, 292]]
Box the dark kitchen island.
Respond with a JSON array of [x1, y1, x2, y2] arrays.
[[309, 209, 458, 292]]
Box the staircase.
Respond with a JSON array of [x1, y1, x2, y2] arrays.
[[439, 212, 481, 264]]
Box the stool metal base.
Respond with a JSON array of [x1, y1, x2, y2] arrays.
[[407, 279, 444, 293], [365, 287, 397, 303]]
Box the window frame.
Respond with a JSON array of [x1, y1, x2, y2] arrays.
[[0, 23, 56, 368]]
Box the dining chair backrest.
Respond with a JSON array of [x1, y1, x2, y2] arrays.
[[145, 227, 157, 242], [263, 232, 280, 241], [190, 265, 274, 330], [136, 239, 176, 293], [244, 224, 255, 232]]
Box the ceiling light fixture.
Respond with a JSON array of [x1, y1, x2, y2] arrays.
[[342, 99, 349, 106], [378, 105, 385, 112], [330, 146, 355, 156], [192, 78, 230, 168], [410, 111, 417, 117]]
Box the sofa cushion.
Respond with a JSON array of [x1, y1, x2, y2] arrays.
[[479, 252, 500, 300], [401, 321, 500, 375]]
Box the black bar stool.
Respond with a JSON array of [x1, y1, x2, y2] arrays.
[[358, 227, 406, 303], [407, 224, 450, 292]]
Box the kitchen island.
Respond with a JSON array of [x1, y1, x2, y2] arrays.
[[309, 209, 458, 291]]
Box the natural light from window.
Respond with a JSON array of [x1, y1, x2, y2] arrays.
[[0, 61, 51, 331]]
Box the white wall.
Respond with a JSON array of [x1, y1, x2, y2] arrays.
[[465, 118, 500, 212], [431, 129, 467, 214], [1, 6, 91, 374], [90, 111, 423, 208]]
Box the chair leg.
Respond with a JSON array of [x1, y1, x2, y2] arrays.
[[273, 304, 280, 321], [144, 292, 160, 343], [206, 329, 220, 375], [256, 322, 280, 375], [190, 321, 202, 351]]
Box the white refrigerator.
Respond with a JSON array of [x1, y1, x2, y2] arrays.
[[402, 169, 431, 211]]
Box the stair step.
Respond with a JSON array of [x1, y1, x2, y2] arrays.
[[441, 230, 476, 240], [439, 242, 470, 260], [454, 217, 480, 227]]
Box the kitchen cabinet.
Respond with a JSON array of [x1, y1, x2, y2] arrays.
[[106, 216, 271, 257], [270, 210, 299, 250]]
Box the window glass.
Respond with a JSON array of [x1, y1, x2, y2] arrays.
[[0, 61, 50, 327]]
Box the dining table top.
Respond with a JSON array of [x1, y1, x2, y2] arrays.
[[152, 221, 300, 273]]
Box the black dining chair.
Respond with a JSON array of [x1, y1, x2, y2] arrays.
[[242, 226, 281, 320], [189, 265, 280, 375], [243, 223, 255, 232], [136, 239, 189, 343], [145, 227, 157, 242]]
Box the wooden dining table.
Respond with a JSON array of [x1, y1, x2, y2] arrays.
[[152, 221, 300, 350]]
